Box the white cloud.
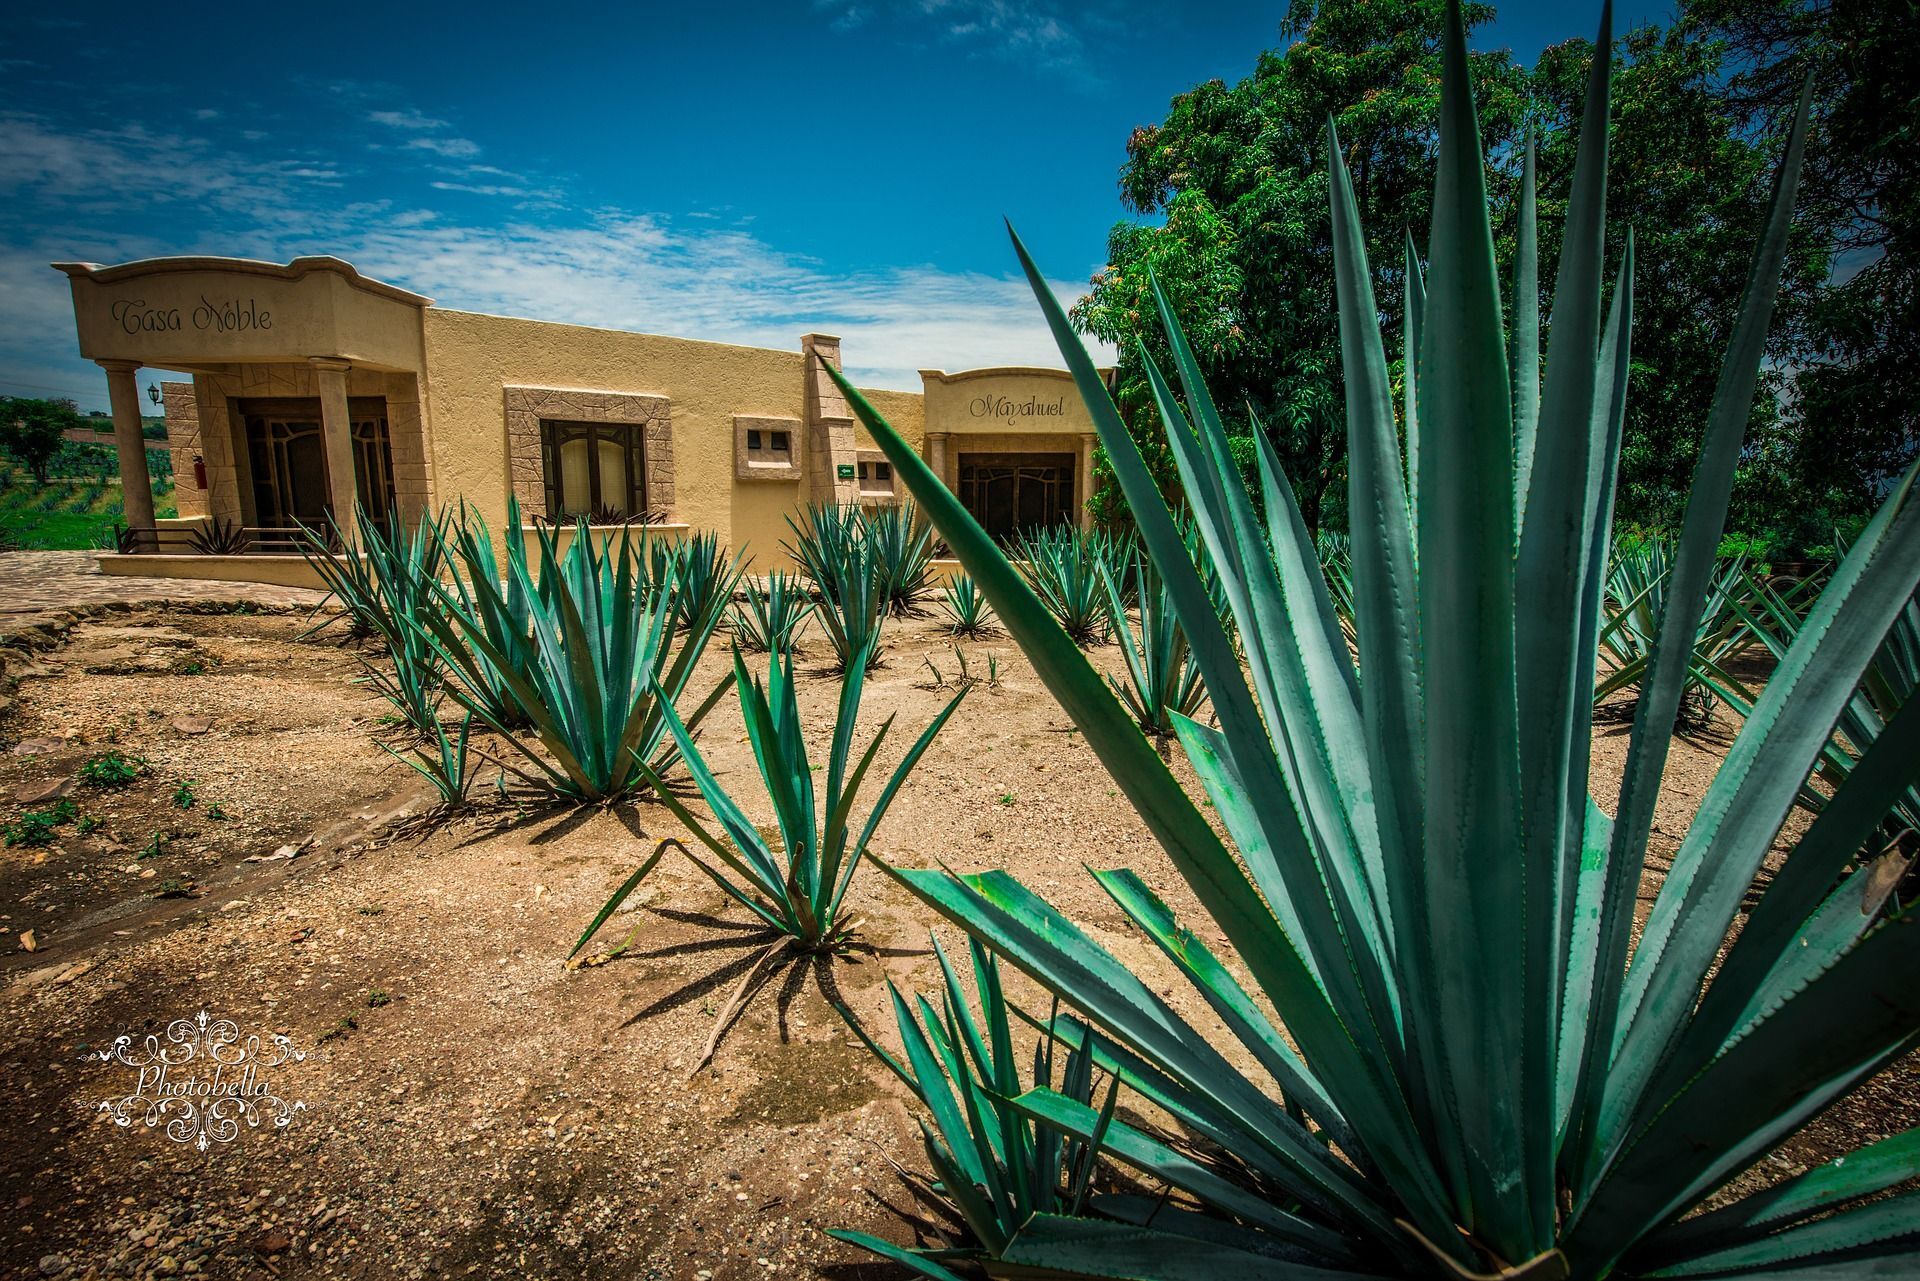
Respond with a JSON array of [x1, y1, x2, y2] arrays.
[[367, 108, 448, 131], [3, 107, 1110, 410], [405, 136, 482, 159], [810, 0, 1093, 75]]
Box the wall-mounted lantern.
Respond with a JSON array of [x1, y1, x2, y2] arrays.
[[147, 383, 161, 408]]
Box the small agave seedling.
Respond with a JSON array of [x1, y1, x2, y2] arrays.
[[1012, 524, 1115, 647], [864, 500, 938, 616], [799, 520, 891, 672], [940, 571, 996, 638], [1595, 536, 1758, 726], [829, 935, 1121, 1276], [1101, 550, 1207, 737], [785, 503, 865, 602], [572, 638, 965, 1063], [650, 529, 746, 634], [819, 4, 1920, 1274], [382, 712, 475, 810], [731, 570, 816, 653]]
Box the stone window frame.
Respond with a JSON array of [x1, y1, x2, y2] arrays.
[[733, 414, 803, 482], [505, 386, 674, 523], [855, 447, 900, 504]]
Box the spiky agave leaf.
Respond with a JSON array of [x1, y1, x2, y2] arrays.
[[1013, 524, 1117, 647], [940, 571, 996, 638], [817, 9, 1919, 1276], [421, 518, 734, 801], [433, 499, 538, 730], [296, 504, 450, 735], [1101, 549, 1208, 737], [865, 500, 938, 616], [1716, 564, 1920, 841], [829, 936, 1119, 1273], [651, 529, 746, 635], [784, 502, 865, 603], [1594, 536, 1760, 725], [731, 570, 816, 653], [787, 504, 890, 670], [573, 638, 966, 952]]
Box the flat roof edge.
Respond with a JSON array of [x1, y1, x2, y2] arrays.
[[919, 365, 1114, 384], [51, 255, 433, 307]]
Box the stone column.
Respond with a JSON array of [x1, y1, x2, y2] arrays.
[[801, 334, 859, 507], [311, 358, 360, 543], [1077, 432, 1097, 529], [925, 431, 950, 491], [99, 360, 155, 549]]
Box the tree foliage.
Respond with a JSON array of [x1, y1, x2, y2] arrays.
[[1, 396, 82, 484], [1075, 0, 1903, 552], [1073, 0, 1529, 533], [1683, 0, 1920, 550]]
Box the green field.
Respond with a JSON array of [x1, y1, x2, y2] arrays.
[[0, 442, 176, 551]]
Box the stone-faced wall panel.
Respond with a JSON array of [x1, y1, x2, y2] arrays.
[[503, 386, 673, 521]]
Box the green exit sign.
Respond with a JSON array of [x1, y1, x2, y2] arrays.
[[836, 463, 856, 480]]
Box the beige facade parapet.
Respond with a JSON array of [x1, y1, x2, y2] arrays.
[[920, 365, 1104, 438], [54, 255, 431, 306], [53, 255, 430, 372]]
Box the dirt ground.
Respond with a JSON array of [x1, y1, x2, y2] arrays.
[[0, 603, 1912, 1280]]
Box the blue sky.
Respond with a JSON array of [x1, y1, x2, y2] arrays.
[[2, 1, 1642, 411]]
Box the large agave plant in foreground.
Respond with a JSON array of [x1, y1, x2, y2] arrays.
[[421, 518, 734, 802], [823, 8, 1920, 1276]]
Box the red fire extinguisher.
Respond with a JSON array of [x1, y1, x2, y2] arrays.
[[192, 455, 207, 491]]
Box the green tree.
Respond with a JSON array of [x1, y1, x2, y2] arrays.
[[1075, 0, 1860, 549], [1526, 21, 1833, 537], [1072, 0, 1530, 532], [1683, 0, 1920, 550], [1, 396, 81, 484]]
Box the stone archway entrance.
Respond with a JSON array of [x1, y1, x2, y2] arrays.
[[52, 256, 433, 554]]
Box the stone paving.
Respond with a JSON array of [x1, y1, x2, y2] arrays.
[[0, 551, 326, 619]]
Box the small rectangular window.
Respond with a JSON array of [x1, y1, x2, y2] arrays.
[[747, 431, 791, 464], [856, 454, 898, 497]]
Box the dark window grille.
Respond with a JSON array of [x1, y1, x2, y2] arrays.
[[239, 396, 394, 535], [541, 419, 647, 520], [957, 452, 1076, 542]]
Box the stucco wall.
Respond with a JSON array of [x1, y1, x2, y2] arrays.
[[421, 308, 924, 571]]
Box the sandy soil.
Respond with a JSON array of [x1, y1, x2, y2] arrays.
[[0, 606, 1911, 1280]]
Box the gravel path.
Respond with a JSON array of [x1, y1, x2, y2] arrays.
[[0, 553, 325, 623]]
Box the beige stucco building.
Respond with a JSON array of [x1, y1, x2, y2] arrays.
[[53, 254, 1104, 585]]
